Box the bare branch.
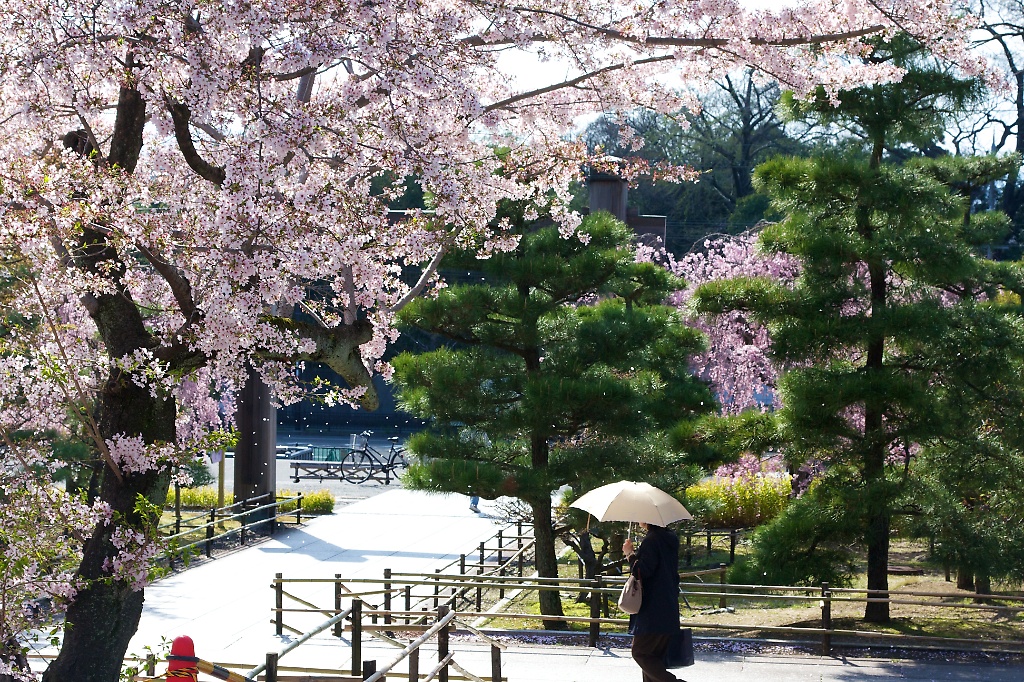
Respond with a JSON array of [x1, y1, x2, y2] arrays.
[[135, 243, 200, 325], [341, 265, 358, 325], [389, 244, 447, 313], [164, 96, 227, 186], [465, 7, 885, 49], [263, 317, 378, 410], [484, 55, 674, 113], [26, 273, 124, 484]]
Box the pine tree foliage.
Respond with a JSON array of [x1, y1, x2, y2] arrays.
[[694, 37, 1024, 621], [393, 211, 716, 624]]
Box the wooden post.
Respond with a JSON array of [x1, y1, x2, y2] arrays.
[[405, 585, 412, 624], [729, 529, 737, 564], [206, 508, 215, 558], [145, 654, 155, 676], [240, 507, 248, 545], [706, 530, 712, 559], [517, 522, 524, 577], [438, 605, 450, 682], [296, 492, 303, 525], [718, 564, 727, 609], [490, 644, 502, 682], [352, 599, 363, 676], [821, 582, 831, 656], [685, 533, 692, 567], [265, 652, 278, 682], [174, 481, 181, 535], [334, 574, 343, 637], [409, 646, 419, 682], [497, 530, 505, 599], [217, 454, 226, 511], [459, 554, 466, 576], [434, 568, 441, 609], [588, 576, 602, 647], [275, 572, 284, 635], [384, 568, 392, 625], [362, 660, 376, 681], [477, 542, 484, 611]]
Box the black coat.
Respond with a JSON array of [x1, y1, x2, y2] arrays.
[[627, 525, 680, 635]]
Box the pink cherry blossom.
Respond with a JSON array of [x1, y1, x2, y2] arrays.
[[0, 0, 985, 673]]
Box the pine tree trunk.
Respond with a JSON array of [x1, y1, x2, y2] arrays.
[[863, 501, 891, 623], [956, 569, 975, 592], [530, 500, 567, 630], [863, 406, 890, 623], [863, 253, 891, 624], [974, 573, 991, 604]]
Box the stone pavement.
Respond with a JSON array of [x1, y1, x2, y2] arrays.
[[85, 489, 1024, 681]]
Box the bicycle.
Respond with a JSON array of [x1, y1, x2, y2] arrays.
[[341, 431, 408, 484]]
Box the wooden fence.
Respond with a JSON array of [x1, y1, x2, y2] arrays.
[[273, 565, 1024, 657]]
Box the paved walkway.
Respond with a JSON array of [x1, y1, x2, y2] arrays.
[[129, 489, 499, 663], [116, 490, 1022, 681]]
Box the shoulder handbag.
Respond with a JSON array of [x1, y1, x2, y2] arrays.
[[664, 627, 694, 668], [617, 574, 642, 614]]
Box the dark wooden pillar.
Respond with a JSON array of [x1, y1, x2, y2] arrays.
[[234, 365, 277, 520]]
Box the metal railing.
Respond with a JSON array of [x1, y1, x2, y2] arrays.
[[157, 493, 304, 569]]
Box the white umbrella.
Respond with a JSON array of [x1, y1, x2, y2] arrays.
[[570, 480, 692, 527]]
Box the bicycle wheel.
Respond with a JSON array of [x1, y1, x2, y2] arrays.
[[342, 450, 374, 484], [390, 448, 408, 469]]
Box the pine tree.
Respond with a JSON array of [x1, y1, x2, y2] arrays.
[[393, 212, 715, 626], [694, 38, 1024, 622]]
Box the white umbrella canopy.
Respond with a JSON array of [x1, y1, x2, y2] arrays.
[[570, 481, 692, 526]]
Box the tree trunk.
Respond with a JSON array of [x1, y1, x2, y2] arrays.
[[863, 500, 891, 623], [974, 573, 991, 604], [42, 66, 181, 681], [956, 569, 975, 592], [530, 500, 567, 630], [0, 636, 30, 682], [573, 531, 599, 603], [862, 248, 890, 624], [44, 345, 175, 682]]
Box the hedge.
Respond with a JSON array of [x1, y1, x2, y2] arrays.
[[685, 475, 790, 528], [170, 486, 335, 515]]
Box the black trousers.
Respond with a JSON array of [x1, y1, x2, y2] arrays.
[[631, 633, 680, 682]]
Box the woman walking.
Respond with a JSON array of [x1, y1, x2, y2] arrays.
[[623, 522, 682, 682]]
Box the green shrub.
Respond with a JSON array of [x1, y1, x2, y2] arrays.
[[278, 489, 335, 515], [182, 459, 215, 488], [685, 475, 790, 528], [174, 486, 232, 509], [729, 485, 858, 587]]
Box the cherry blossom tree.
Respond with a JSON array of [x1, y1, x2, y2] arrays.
[[0, 1, 988, 679], [671, 232, 799, 413]]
